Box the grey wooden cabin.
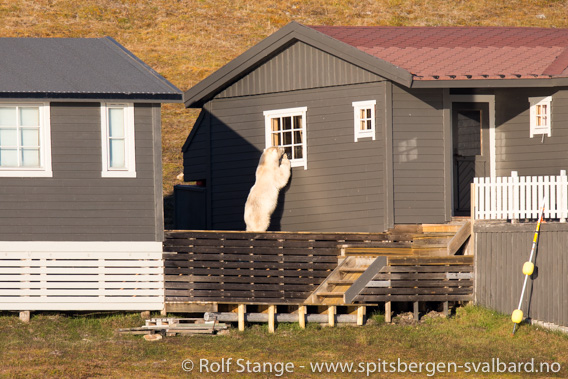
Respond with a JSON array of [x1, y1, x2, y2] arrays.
[[0, 37, 181, 312], [182, 22, 568, 232]]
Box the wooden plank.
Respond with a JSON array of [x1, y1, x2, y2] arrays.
[[164, 275, 323, 285], [268, 304, 275, 333], [387, 256, 474, 265], [164, 268, 332, 277], [381, 265, 473, 273], [361, 287, 472, 295], [355, 295, 473, 302], [238, 304, 245, 332], [369, 280, 473, 288]]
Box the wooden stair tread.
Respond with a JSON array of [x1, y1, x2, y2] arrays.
[[328, 279, 357, 285], [316, 292, 345, 297], [339, 267, 367, 273]]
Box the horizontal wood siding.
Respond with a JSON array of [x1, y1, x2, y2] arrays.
[[0, 102, 160, 241], [164, 231, 386, 304], [208, 82, 386, 232], [0, 241, 164, 311], [475, 222, 568, 327], [217, 41, 383, 98], [392, 85, 447, 224], [183, 110, 209, 181], [494, 87, 568, 176]]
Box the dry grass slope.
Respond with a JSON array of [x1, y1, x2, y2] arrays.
[[1, 0, 568, 224]]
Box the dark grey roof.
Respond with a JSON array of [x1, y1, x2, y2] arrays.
[[0, 37, 182, 101]]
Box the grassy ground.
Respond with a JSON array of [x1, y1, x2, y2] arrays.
[[1, 305, 567, 378], [1, 0, 568, 225]]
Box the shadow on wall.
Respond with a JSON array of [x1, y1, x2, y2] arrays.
[[177, 109, 290, 231]]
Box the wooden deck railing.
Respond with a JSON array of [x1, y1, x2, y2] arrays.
[[163, 231, 387, 304], [473, 170, 568, 221]]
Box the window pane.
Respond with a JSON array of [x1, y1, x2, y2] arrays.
[[21, 148, 40, 167], [284, 146, 292, 158], [293, 116, 302, 130], [367, 120, 373, 130], [282, 131, 292, 145], [360, 120, 367, 131], [271, 132, 280, 146], [294, 145, 303, 159], [20, 107, 39, 127], [0, 148, 17, 166], [108, 108, 125, 138], [294, 130, 302, 144], [0, 128, 17, 147], [109, 139, 125, 168], [0, 107, 16, 127], [366, 108, 372, 119], [21, 128, 39, 147], [271, 118, 280, 132], [282, 116, 292, 130]]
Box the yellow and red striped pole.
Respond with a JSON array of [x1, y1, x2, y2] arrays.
[[512, 196, 546, 336]]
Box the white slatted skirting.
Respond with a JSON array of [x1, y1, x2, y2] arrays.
[[474, 170, 568, 221], [0, 242, 164, 311]]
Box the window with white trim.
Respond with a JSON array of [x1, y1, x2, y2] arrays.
[[529, 96, 552, 138], [264, 107, 307, 169], [0, 103, 52, 177], [101, 103, 136, 178], [353, 100, 376, 142]]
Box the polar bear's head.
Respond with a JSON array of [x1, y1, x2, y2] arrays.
[[259, 146, 285, 167]]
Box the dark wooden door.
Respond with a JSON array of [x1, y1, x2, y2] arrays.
[[452, 102, 490, 216]]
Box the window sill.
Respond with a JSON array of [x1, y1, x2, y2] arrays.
[[101, 170, 137, 178], [0, 169, 53, 178]]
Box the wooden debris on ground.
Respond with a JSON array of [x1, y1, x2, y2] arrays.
[[118, 317, 228, 337]]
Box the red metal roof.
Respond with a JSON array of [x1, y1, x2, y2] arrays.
[[309, 26, 568, 81]]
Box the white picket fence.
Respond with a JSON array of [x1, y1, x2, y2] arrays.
[[473, 170, 568, 221]]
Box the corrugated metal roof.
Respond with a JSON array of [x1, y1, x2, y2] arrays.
[[309, 26, 568, 81], [0, 37, 182, 101]]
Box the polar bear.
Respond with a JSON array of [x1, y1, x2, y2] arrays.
[[244, 147, 291, 231]]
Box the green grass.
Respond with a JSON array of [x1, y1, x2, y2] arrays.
[[1, 306, 567, 377], [2, 0, 568, 226]]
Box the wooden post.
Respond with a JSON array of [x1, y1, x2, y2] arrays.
[[19, 311, 30, 323], [443, 301, 449, 317], [238, 304, 246, 332], [160, 308, 167, 316], [298, 305, 306, 329], [357, 306, 366, 326], [413, 301, 419, 321], [140, 311, 151, 319], [385, 301, 392, 323], [268, 305, 276, 333], [328, 306, 336, 327]]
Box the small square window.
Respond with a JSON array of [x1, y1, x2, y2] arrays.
[[353, 100, 376, 142], [0, 103, 52, 177], [529, 96, 552, 138], [264, 107, 307, 169]]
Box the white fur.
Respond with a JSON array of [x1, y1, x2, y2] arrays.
[[244, 147, 291, 231]]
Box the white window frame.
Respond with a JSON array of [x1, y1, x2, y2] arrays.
[[353, 100, 376, 142], [263, 107, 307, 169], [529, 96, 552, 138], [0, 102, 52, 177], [100, 103, 136, 178]]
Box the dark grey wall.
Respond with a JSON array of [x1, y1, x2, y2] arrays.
[[392, 85, 448, 224], [475, 222, 568, 328], [494, 87, 568, 176], [207, 81, 386, 232], [0, 102, 162, 241], [217, 41, 384, 98]]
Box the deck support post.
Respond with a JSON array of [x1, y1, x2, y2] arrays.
[[238, 304, 246, 332], [328, 305, 336, 327], [385, 301, 392, 323], [413, 301, 419, 321], [443, 301, 449, 317], [298, 305, 306, 329], [268, 305, 276, 333], [357, 306, 366, 326], [19, 311, 30, 323], [140, 311, 151, 319]]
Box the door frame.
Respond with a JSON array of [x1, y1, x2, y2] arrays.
[[448, 94, 496, 218]]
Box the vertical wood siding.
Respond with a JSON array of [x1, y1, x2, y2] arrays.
[[217, 41, 384, 99], [475, 222, 568, 327], [494, 87, 568, 176], [208, 82, 386, 232], [0, 102, 161, 241], [392, 85, 447, 224]]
